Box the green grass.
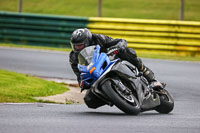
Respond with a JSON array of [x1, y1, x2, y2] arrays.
[[0, 69, 69, 103], [1, 43, 200, 62], [0, 43, 71, 52], [137, 52, 200, 62], [0, 0, 200, 21]]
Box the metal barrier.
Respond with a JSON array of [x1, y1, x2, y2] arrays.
[[0, 12, 200, 56], [88, 17, 200, 57], [0, 12, 88, 47]]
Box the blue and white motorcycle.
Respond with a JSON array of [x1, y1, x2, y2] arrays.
[[78, 45, 174, 115]]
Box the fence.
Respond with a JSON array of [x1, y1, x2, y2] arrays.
[[88, 17, 200, 57], [0, 12, 88, 47], [0, 12, 200, 56]]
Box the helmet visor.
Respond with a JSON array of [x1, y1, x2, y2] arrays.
[[71, 38, 90, 53], [74, 43, 85, 52]]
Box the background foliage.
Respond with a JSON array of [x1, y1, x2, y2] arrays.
[[0, 0, 199, 21]]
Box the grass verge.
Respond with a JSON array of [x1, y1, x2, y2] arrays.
[[1, 43, 200, 62], [0, 43, 71, 52], [137, 52, 200, 62], [0, 0, 200, 21], [0, 69, 69, 103]]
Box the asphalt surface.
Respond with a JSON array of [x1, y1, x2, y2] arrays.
[[0, 47, 75, 79], [0, 47, 200, 133]]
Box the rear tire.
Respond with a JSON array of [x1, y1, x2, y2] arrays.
[[101, 80, 141, 115], [155, 89, 174, 114]]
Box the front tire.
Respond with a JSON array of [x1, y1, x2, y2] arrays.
[[101, 80, 141, 115], [155, 89, 174, 114]]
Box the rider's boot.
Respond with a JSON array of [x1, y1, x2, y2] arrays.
[[144, 66, 164, 90], [140, 63, 164, 90]]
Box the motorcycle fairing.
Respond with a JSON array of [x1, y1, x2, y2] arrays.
[[110, 60, 138, 80], [104, 61, 160, 109], [78, 45, 116, 86]]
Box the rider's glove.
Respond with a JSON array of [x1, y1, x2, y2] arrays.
[[79, 81, 90, 92], [80, 81, 85, 88], [107, 40, 127, 55], [107, 48, 120, 55]]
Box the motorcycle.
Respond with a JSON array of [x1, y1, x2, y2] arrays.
[[78, 45, 174, 115]]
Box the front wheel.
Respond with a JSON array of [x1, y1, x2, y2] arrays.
[[101, 80, 141, 115], [155, 89, 174, 114]]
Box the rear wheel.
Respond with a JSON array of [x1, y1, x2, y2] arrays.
[[155, 89, 174, 114], [101, 79, 141, 115]]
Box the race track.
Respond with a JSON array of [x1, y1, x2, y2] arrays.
[[0, 47, 200, 133]]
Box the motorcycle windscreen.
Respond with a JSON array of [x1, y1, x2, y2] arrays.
[[78, 46, 96, 66]]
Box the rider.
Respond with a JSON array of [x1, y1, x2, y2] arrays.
[[69, 28, 161, 109]]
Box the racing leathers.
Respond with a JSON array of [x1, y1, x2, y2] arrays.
[[69, 33, 156, 86]]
